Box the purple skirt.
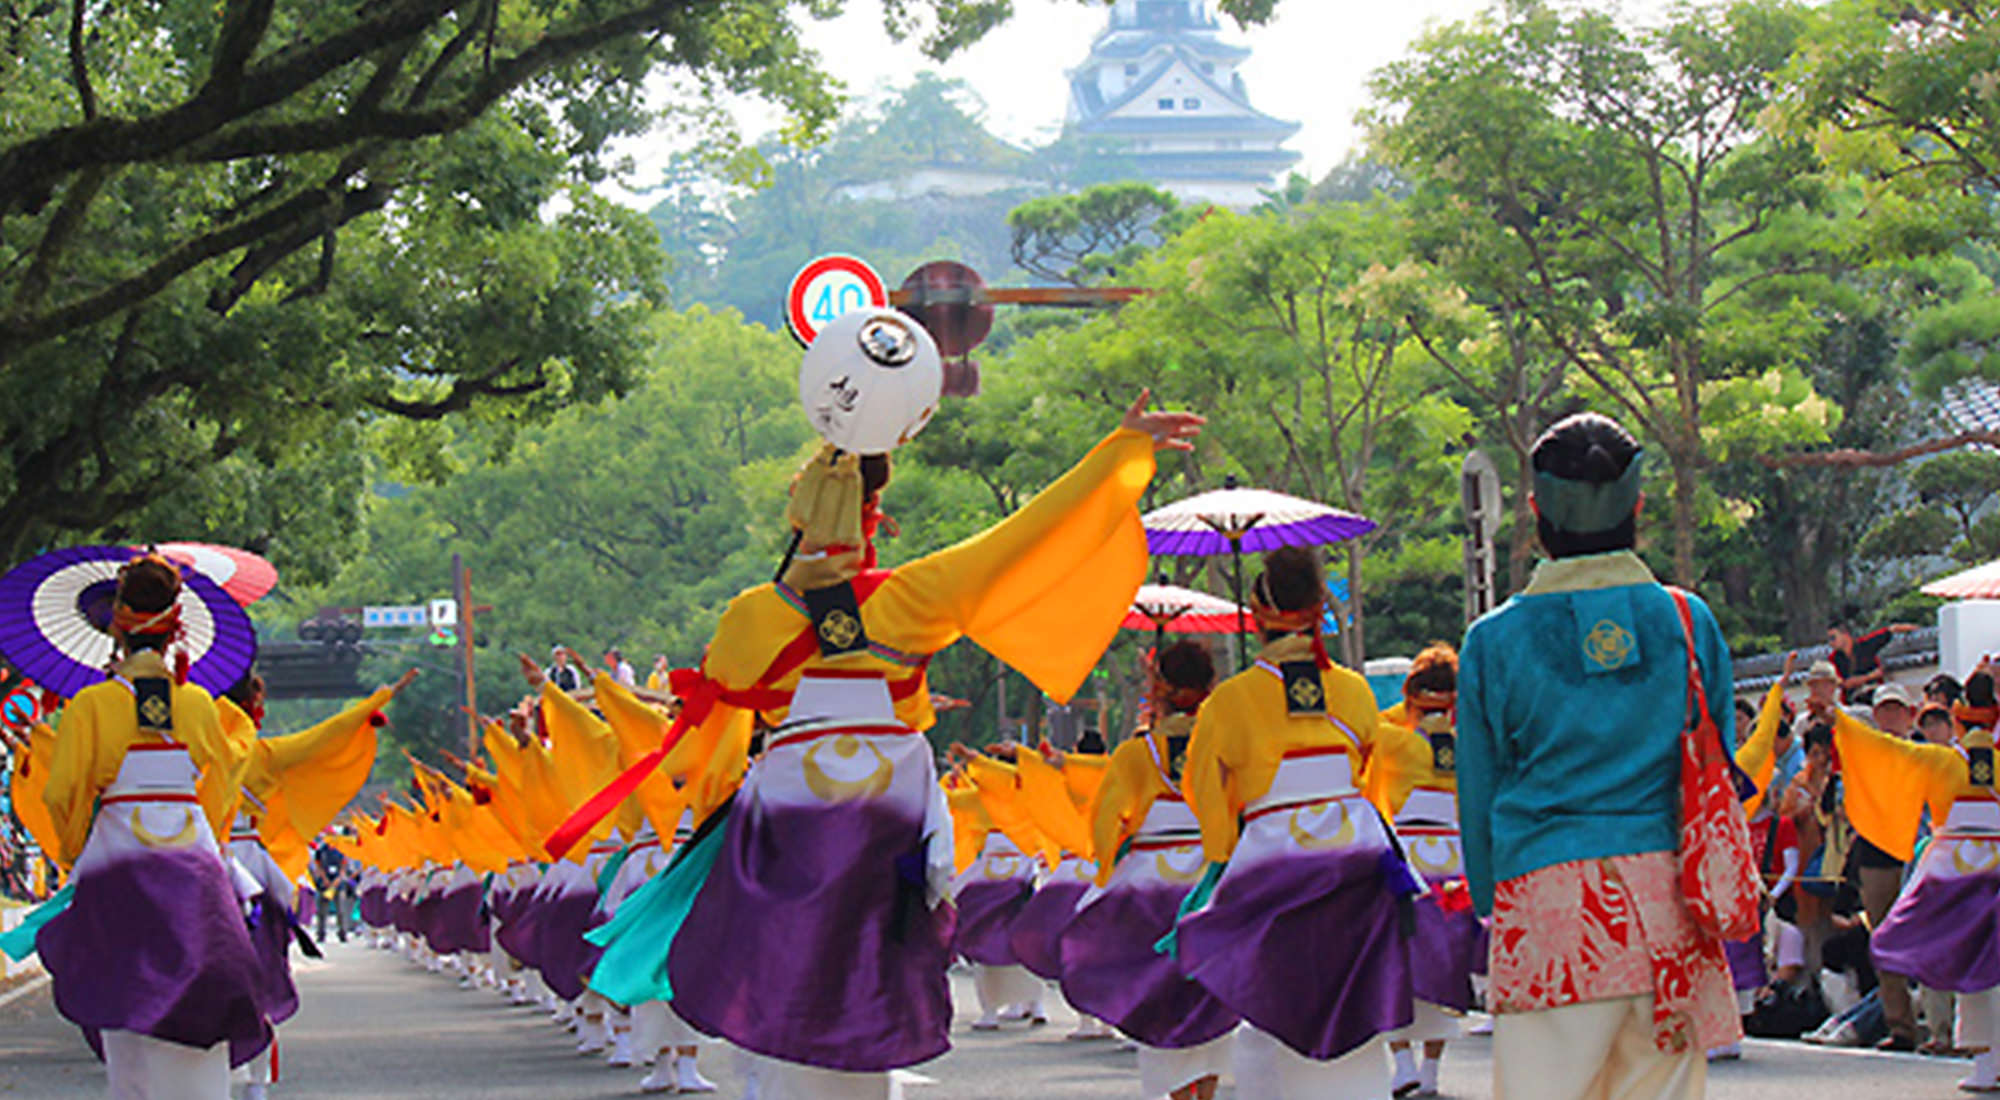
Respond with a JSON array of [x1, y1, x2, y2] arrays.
[[1009, 880, 1087, 980], [668, 800, 955, 1073], [1873, 857, 2000, 992], [1725, 932, 1767, 993], [1409, 876, 1484, 1012], [425, 879, 491, 956], [1059, 880, 1240, 1049], [534, 883, 602, 1002], [495, 883, 546, 967], [953, 878, 1032, 967], [390, 890, 419, 935], [359, 884, 389, 928], [38, 847, 272, 1066], [1177, 845, 1414, 1060], [248, 898, 300, 1026]]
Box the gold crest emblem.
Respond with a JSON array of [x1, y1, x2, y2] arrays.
[[817, 608, 862, 650], [1583, 619, 1636, 670], [139, 693, 171, 728], [1975, 757, 1995, 787], [1288, 676, 1324, 711]]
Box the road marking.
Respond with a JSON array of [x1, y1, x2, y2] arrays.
[[1744, 1037, 1968, 1064], [0, 971, 50, 1011]]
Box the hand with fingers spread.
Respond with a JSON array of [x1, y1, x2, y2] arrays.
[[1120, 388, 1204, 453]]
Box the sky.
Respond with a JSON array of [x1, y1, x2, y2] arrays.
[[608, 0, 1504, 205]]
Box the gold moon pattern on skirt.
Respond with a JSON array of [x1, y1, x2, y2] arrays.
[[1948, 835, 2000, 878], [1286, 800, 1358, 851], [130, 805, 201, 850], [1406, 835, 1463, 876], [802, 734, 895, 803], [1153, 847, 1206, 884]]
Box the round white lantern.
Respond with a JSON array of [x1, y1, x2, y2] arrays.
[[797, 307, 943, 454]]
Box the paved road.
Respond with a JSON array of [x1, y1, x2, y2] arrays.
[[0, 940, 1978, 1098]]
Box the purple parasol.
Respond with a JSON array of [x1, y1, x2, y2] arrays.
[[1141, 482, 1376, 665], [1142, 486, 1377, 557], [0, 545, 258, 700]]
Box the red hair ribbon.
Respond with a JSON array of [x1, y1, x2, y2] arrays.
[[112, 603, 181, 636]]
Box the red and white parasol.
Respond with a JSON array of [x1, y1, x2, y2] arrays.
[[153, 542, 278, 606], [1123, 584, 1251, 635]]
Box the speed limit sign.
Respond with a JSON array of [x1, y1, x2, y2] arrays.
[[785, 254, 888, 347]]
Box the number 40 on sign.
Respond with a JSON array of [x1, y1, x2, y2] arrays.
[[785, 255, 888, 347]]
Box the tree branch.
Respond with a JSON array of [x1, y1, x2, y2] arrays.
[[204, 0, 277, 103], [1761, 432, 2000, 470], [68, 0, 96, 120], [12, 164, 107, 311], [0, 0, 464, 211], [364, 361, 542, 420]]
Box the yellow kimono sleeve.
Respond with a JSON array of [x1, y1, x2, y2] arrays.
[[591, 674, 694, 839], [1735, 683, 1786, 817], [1017, 751, 1090, 859], [540, 682, 622, 810], [512, 740, 579, 860], [253, 689, 390, 842], [876, 429, 1156, 702], [1831, 710, 1961, 862], [180, 685, 252, 847], [966, 755, 1048, 859], [11, 722, 64, 871], [948, 783, 990, 874], [465, 757, 534, 856], [1184, 694, 1246, 865], [1061, 753, 1110, 812], [1087, 743, 1150, 884], [1358, 705, 1431, 818]]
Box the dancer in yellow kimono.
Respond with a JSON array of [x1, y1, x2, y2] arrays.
[[948, 743, 1053, 1030], [217, 669, 412, 1100], [35, 555, 270, 1098], [576, 390, 1199, 1100], [1813, 666, 2000, 1092], [1061, 640, 1238, 1100], [1172, 546, 1431, 1099], [1370, 644, 1479, 1099]]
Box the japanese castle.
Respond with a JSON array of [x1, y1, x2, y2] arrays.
[[1065, 0, 1303, 208]]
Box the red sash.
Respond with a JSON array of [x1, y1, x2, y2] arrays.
[[544, 571, 923, 859]]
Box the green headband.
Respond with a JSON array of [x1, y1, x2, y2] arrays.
[[1533, 450, 1644, 534]]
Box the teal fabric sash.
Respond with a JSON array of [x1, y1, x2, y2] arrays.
[[583, 818, 726, 1007], [0, 881, 75, 962], [1152, 860, 1226, 960]]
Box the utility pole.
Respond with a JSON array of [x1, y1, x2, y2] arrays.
[[452, 553, 479, 760], [1461, 449, 1502, 624]]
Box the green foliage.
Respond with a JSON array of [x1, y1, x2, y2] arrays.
[[0, 1, 1076, 570], [1774, 0, 2000, 199], [986, 198, 1473, 663], [1860, 505, 1961, 561], [1367, 0, 1847, 585], [1007, 182, 1182, 286]]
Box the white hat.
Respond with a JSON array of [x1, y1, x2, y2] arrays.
[[1873, 682, 1919, 710]]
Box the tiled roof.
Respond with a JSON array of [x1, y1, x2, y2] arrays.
[[1942, 379, 2000, 435]]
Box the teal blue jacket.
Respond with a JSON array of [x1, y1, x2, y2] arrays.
[[1457, 551, 1735, 915]]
